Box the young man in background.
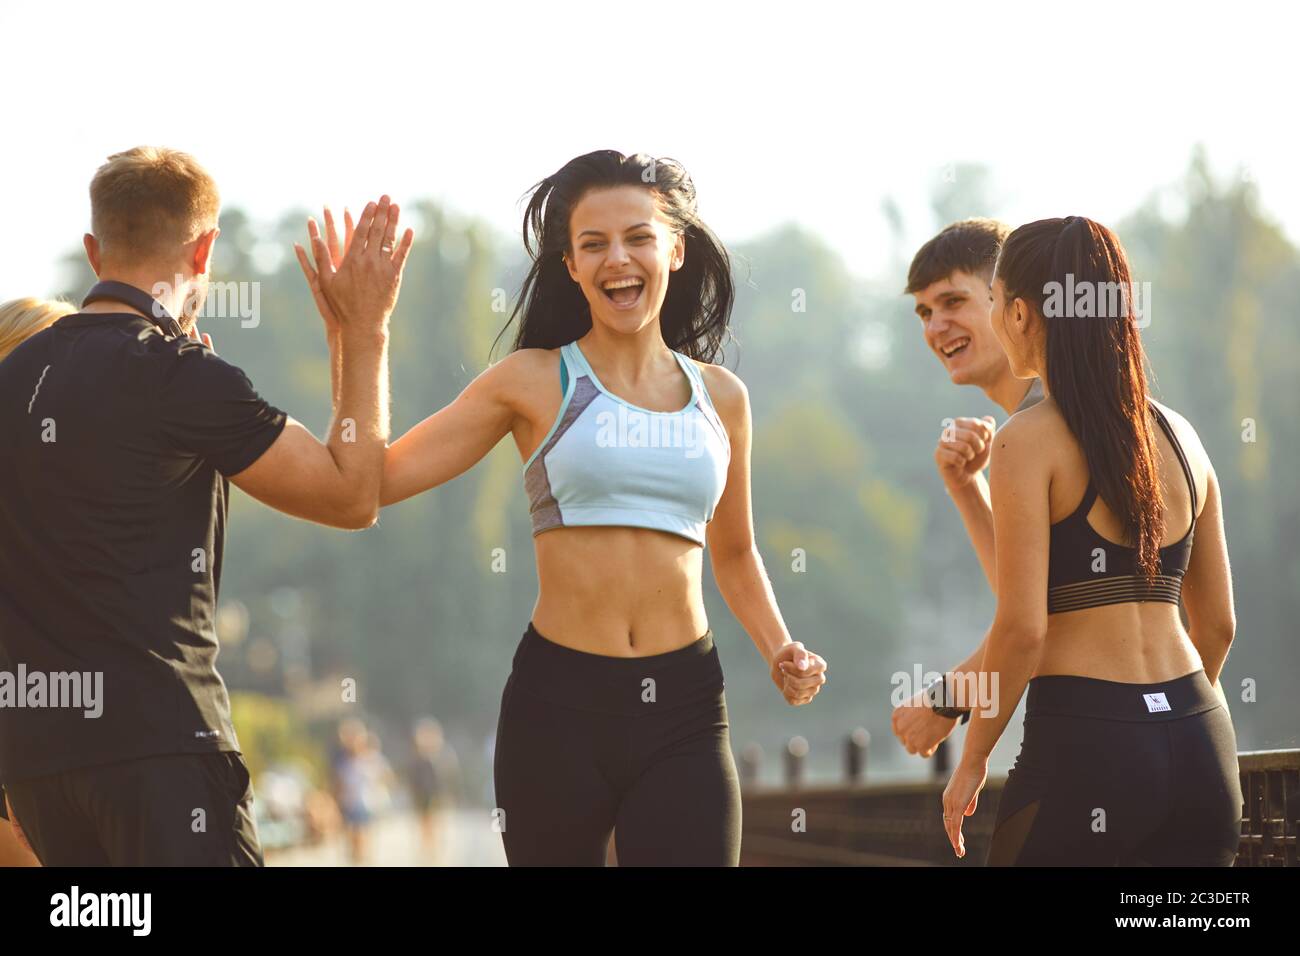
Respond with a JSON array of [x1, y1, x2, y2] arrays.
[[892, 218, 1044, 757]]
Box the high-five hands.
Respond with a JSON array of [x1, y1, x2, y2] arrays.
[[294, 207, 355, 337], [768, 642, 827, 706], [294, 195, 413, 333]]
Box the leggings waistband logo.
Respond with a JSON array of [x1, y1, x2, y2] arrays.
[[1143, 692, 1172, 713]]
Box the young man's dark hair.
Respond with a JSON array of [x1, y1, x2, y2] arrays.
[[905, 217, 1010, 294], [0, 147, 411, 865]]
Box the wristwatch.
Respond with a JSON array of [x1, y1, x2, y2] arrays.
[[924, 675, 972, 724]]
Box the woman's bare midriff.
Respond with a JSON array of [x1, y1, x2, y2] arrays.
[[529, 525, 710, 657], [1036, 601, 1206, 684]]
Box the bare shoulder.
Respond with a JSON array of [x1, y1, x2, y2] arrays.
[[695, 360, 748, 418], [1151, 399, 1214, 512], [1151, 399, 1209, 463], [491, 346, 559, 375], [481, 346, 560, 398], [997, 395, 1060, 449], [990, 398, 1063, 485]]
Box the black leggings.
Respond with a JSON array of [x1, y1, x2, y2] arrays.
[[493, 622, 742, 866], [988, 669, 1242, 866]]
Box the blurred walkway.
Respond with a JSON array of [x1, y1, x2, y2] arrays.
[[266, 808, 507, 867]]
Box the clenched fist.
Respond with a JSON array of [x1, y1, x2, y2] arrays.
[[891, 687, 958, 757], [935, 415, 996, 492]]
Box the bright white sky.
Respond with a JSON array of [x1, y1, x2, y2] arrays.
[[1, 0, 1294, 300]]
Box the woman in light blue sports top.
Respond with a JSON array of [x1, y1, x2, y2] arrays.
[[373, 150, 828, 866]]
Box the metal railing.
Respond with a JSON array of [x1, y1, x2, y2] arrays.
[[738, 734, 1299, 866], [1235, 750, 1299, 866]]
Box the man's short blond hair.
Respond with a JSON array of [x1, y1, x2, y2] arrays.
[[89, 147, 220, 262]]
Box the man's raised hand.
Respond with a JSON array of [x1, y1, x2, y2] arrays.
[[295, 206, 356, 336], [295, 195, 413, 336]]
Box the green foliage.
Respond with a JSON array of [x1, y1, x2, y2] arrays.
[[228, 691, 327, 785]]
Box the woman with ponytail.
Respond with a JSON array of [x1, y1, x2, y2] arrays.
[[301, 151, 827, 865], [939, 217, 1242, 865]]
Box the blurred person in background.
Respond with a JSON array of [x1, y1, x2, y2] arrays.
[[406, 717, 460, 859], [331, 718, 395, 865]]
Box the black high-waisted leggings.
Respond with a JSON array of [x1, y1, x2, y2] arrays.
[[492, 622, 742, 866], [987, 669, 1243, 866]]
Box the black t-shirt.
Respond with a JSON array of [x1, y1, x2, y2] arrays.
[[0, 312, 286, 785]]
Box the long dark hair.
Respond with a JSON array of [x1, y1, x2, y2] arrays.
[[995, 217, 1164, 581], [492, 150, 734, 363]]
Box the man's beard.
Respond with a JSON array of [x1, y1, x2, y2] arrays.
[[177, 276, 208, 334]]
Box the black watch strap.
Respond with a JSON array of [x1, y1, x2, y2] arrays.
[[925, 675, 972, 721]]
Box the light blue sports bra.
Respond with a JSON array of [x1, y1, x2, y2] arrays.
[[524, 339, 731, 545]]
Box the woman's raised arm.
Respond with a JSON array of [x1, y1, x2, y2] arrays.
[[380, 353, 529, 507]]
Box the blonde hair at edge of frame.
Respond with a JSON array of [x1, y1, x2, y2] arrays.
[[0, 298, 77, 361]]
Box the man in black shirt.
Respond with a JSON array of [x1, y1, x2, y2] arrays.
[[0, 146, 413, 865]]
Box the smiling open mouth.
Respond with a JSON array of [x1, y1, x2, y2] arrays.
[[601, 277, 645, 306], [941, 337, 971, 358]]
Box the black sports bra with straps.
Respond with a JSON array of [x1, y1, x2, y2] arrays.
[[1046, 403, 1197, 615]]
